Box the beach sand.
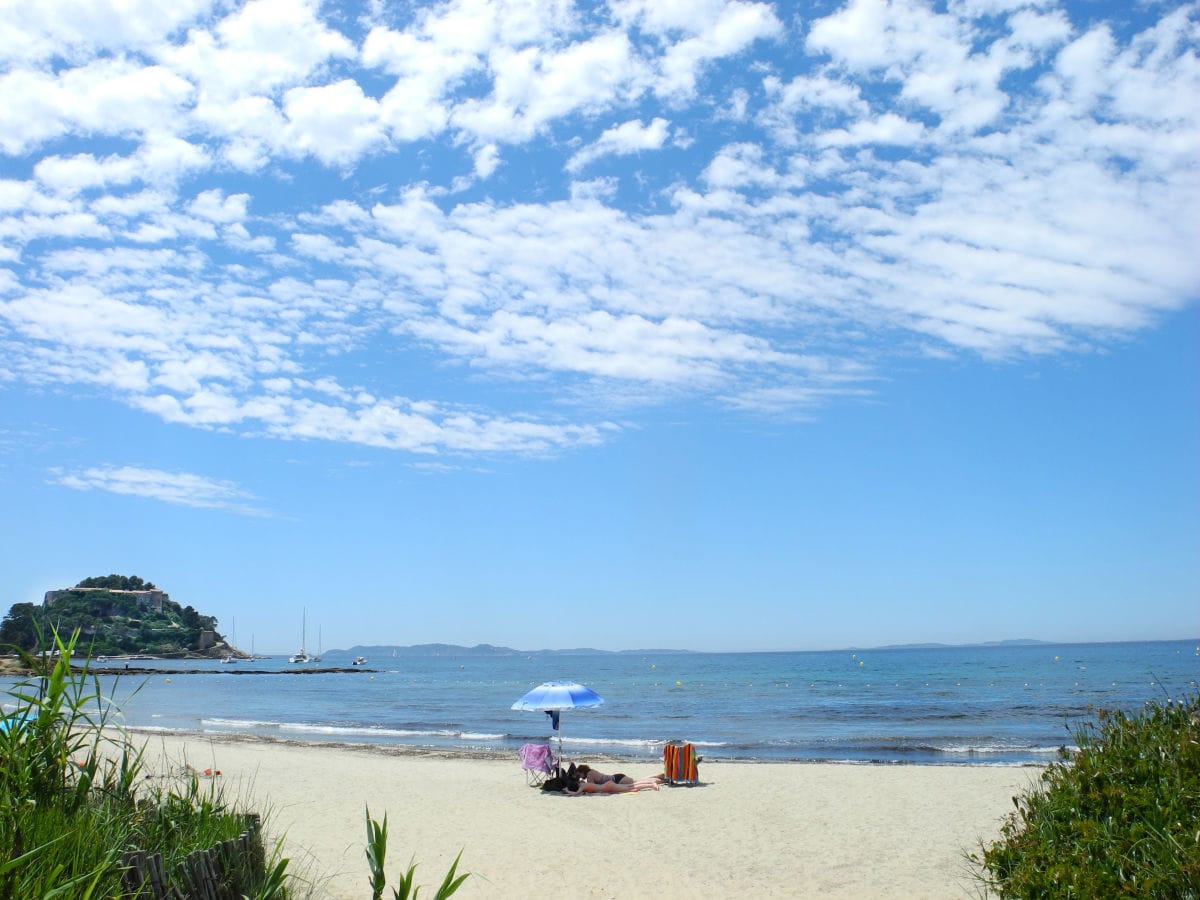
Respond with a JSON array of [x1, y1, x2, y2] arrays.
[[134, 733, 1038, 899]]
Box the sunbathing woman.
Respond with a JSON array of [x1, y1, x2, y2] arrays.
[[540, 769, 661, 794], [563, 775, 661, 795], [574, 764, 662, 787], [574, 764, 630, 785]]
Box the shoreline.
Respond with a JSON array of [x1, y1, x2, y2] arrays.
[[83, 666, 374, 676], [123, 725, 1048, 767], [130, 730, 1041, 899]]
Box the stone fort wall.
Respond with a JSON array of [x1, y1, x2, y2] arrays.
[[43, 588, 165, 612]]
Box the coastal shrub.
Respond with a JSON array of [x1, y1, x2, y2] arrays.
[[0, 628, 286, 898], [365, 806, 469, 900], [974, 694, 1200, 898]]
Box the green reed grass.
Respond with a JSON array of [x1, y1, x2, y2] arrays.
[[0, 627, 287, 898], [973, 693, 1200, 898], [365, 806, 469, 900]]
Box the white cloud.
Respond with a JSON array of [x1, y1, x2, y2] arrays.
[[566, 117, 670, 172], [759, 74, 869, 146], [282, 80, 387, 165], [805, 0, 1028, 132], [1005, 8, 1072, 53], [163, 0, 355, 100], [816, 112, 927, 146], [808, 0, 941, 72], [0, 0, 212, 64], [474, 142, 501, 179], [0, 0, 1195, 461], [452, 31, 643, 143], [35, 154, 141, 197], [613, 0, 774, 39], [0, 60, 194, 155], [701, 141, 783, 188], [655, 2, 783, 97], [53, 464, 265, 514], [188, 190, 249, 224], [0, 180, 38, 212]]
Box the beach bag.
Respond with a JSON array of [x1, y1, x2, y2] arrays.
[[663, 741, 700, 785]]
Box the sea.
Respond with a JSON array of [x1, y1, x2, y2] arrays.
[[3, 640, 1197, 766]]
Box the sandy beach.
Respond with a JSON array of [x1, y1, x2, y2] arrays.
[[133, 733, 1039, 899]]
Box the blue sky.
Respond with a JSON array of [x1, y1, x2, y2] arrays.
[[1, 0, 1196, 653]]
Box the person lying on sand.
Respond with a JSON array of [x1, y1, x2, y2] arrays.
[[575, 764, 641, 786], [541, 770, 661, 794], [564, 776, 661, 795]]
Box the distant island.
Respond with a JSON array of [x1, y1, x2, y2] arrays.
[[328, 643, 696, 658], [0, 574, 235, 659], [865, 639, 1053, 650], [325, 639, 1057, 657]]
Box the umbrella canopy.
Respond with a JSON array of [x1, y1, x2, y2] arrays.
[[511, 680, 604, 712], [512, 680, 604, 761]]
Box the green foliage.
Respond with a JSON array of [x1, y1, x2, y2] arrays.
[[77, 574, 157, 591], [975, 694, 1200, 898], [0, 605, 38, 655], [1, 574, 222, 655], [0, 628, 286, 898], [364, 807, 469, 900], [366, 807, 389, 900]]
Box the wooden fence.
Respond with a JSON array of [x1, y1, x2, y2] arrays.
[[121, 814, 264, 899]]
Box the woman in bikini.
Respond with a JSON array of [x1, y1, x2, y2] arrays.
[[563, 776, 661, 795], [575, 764, 639, 786], [540, 765, 662, 795]]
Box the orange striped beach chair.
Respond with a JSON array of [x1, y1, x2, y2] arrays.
[[662, 741, 700, 785]]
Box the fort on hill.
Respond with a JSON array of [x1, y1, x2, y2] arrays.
[[0, 574, 233, 659], [44, 587, 165, 611]]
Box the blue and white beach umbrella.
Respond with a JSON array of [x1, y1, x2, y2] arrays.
[[511, 680, 604, 760]]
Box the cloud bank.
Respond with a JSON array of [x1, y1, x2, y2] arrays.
[[1, 0, 1196, 456]]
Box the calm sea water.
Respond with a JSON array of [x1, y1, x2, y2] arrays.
[[4, 640, 1196, 765]]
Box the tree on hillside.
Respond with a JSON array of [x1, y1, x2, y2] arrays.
[[77, 574, 158, 591], [0, 602, 40, 651]]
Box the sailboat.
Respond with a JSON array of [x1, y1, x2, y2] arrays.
[[221, 617, 238, 663], [311, 626, 322, 663], [289, 609, 310, 663]]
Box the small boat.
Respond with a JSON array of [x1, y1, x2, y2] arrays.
[[310, 627, 322, 663], [289, 608, 311, 663], [223, 618, 239, 662], [352, 656, 367, 666]]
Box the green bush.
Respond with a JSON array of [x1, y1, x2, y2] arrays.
[[975, 694, 1200, 898], [3, 627, 467, 899], [0, 628, 284, 898]]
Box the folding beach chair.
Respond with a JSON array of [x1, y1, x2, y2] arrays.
[[663, 741, 701, 786], [518, 742, 556, 786]]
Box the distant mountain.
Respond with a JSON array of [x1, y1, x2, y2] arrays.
[[328, 643, 695, 657], [331, 643, 520, 658], [327, 639, 1055, 657]]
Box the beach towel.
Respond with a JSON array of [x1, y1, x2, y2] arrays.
[[519, 743, 555, 785], [663, 741, 700, 785]]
